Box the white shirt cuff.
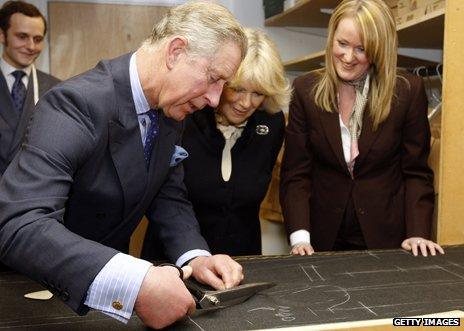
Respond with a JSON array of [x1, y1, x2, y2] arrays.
[[84, 253, 152, 323], [176, 249, 211, 267], [290, 230, 311, 247]]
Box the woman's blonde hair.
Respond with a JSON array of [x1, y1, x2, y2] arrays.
[[314, 0, 397, 130], [227, 28, 292, 113]]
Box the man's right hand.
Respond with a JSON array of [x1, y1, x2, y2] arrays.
[[134, 265, 195, 329]]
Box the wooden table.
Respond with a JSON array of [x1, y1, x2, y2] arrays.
[[1, 246, 463, 330]]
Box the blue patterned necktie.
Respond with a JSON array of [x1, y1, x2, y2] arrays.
[[143, 109, 159, 167], [11, 70, 27, 112]]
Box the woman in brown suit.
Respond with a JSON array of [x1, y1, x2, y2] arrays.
[[280, 0, 444, 257]]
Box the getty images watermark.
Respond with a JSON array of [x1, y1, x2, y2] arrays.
[[393, 317, 460, 327]]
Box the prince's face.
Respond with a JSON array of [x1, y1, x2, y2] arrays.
[[159, 41, 242, 121]]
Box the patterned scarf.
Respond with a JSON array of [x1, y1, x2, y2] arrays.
[[340, 72, 370, 176]]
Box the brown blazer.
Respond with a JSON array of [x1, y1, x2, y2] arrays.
[[280, 71, 434, 250]]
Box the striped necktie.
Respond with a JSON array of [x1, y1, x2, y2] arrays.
[[11, 70, 27, 112], [143, 109, 159, 167]]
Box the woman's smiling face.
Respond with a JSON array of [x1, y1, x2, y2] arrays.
[[332, 17, 370, 82]]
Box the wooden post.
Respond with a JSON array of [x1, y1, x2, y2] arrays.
[[437, 0, 464, 244]]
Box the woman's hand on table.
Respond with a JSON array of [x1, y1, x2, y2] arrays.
[[402, 237, 445, 257]]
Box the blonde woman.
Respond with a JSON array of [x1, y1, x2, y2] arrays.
[[280, 0, 444, 257], [143, 28, 291, 257]]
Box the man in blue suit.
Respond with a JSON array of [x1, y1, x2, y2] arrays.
[[0, 1, 60, 176], [0, 1, 247, 329]]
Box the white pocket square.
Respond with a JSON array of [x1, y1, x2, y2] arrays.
[[170, 145, 189, 166]]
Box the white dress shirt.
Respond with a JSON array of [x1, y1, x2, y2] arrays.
[[0, 58, 31, 92]]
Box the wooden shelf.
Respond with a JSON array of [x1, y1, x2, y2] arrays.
[[397, 8, 445, 49], [284, 51, 439, 72], [284, 50, 325, 71], [273, 2, 445, 72], [265, 0, 340, 27], [397, 54, 439, 68], [266, 0, 445, 45]]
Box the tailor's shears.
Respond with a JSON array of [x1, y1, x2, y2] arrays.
[[185, 278, 275, 310], [160, 263, 275, 310]]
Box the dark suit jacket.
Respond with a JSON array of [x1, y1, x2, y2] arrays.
[[280, 71, 434, 251], [143, 107, 284, 257], [0, 69, 60, 175], [0, 53, 209, 314]]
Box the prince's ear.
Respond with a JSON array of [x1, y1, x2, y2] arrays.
[[170, 145, 189, 167], [166, 37, 188, 69]]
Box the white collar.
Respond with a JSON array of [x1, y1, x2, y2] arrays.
[[0, 57, 32, 77], [129, 53, 150, 115]]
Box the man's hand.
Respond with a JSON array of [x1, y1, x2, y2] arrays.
[[134, 265, 195, 329], [189, 254, 243, 290]]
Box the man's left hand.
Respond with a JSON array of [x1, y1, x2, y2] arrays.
[[188, 255, 243, 290]]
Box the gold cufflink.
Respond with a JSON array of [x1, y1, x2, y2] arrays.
[[112, 300, 123, 310]]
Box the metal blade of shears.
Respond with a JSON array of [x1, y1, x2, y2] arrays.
[[185, 279, 275, 310]]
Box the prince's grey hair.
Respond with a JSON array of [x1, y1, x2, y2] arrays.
[[144, 1, 247, 60]]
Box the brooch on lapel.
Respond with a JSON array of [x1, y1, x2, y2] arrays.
[[256, 125, 269, 135]]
